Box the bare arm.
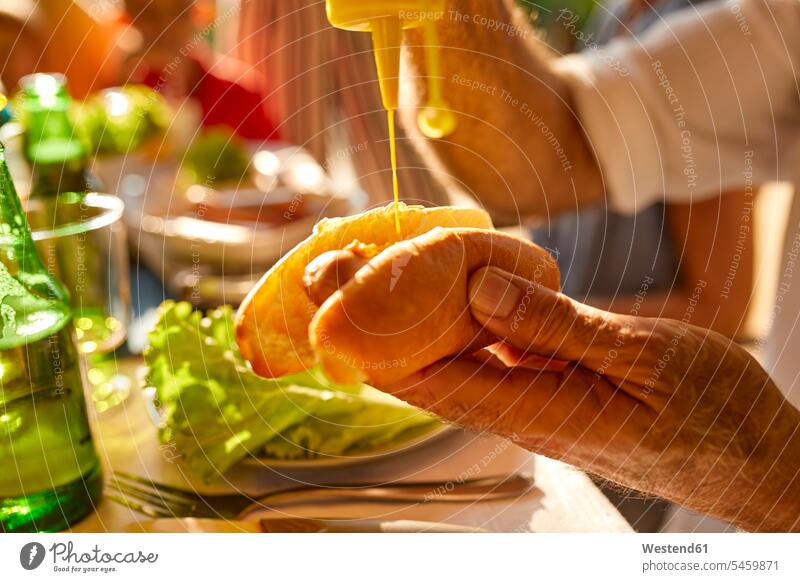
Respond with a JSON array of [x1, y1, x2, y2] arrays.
[[403, 0, 800, 227], [591, 190, 755, 339], [401, 0, 603, 224]]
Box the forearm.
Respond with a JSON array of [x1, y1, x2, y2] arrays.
[[401, 0, 602, 223], [647, 337, 800, 532], [692, 401, 800, 532], [743, 419, 800, 532]]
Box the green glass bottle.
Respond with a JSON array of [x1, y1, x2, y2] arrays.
[[17, 74, 114, 351], [18, 73, 94, 198], [0, 141, 102, 532]]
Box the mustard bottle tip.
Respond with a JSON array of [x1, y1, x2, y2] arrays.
[[418, 102, 456, 138]]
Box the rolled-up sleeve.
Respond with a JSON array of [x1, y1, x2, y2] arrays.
[[556, 0, 800, 214]]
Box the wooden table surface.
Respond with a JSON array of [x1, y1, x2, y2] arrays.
[[71, 357, 632, 533]]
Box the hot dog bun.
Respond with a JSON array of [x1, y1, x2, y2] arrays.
[[235, 203, 493, 378], [309, 227, 560, 385]]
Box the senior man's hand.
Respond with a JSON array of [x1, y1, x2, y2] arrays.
[[384, 266, 800, 532]]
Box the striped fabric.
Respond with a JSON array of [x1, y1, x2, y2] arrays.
[[235, 0, 449, 207]]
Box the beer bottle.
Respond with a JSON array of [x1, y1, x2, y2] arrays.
[[18, 73, 95, 198], [0, 140, 102, 532]]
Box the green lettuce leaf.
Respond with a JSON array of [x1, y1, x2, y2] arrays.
[[144, 301, 440, 480]]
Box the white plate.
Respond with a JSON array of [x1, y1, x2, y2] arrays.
[[239, 422, 452, 470], [142, 382, 451, 471]]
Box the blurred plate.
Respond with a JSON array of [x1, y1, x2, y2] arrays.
[[98, 143, 366, 303], [239, 422, 452, 470], [141, 382, 451, 471], [134, 191, 352, 272]]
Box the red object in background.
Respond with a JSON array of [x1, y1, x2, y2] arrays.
[[140, 57, 279, 141], [193, 58, 279, 140]]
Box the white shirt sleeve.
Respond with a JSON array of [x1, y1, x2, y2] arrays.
[[557, 0, 800, 214]]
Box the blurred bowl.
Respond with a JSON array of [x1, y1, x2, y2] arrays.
[[97, 142, 366, 301]]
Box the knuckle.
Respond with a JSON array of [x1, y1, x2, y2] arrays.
[[514, 287, 576, 351]]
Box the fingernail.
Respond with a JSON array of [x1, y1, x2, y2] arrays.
[[469, 268, 522, 319]]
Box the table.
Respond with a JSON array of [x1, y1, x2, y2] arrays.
[[71, 357, 632, 533]]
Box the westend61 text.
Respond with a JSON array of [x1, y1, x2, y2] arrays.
[[642, 543, 708, 554]]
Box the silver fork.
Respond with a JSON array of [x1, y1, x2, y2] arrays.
[[106, 471, 536, 520]]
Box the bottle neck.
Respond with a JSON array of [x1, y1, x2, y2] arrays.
[[23, 91, 90, 198], [0, 148, 34, 242], [0, 145, 71, 332], [29, 157, 90, 199]]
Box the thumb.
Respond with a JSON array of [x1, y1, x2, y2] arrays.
[[468, 266, 646, 373]]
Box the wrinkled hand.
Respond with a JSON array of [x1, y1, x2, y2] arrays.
[[384, 266, 800, 531]]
